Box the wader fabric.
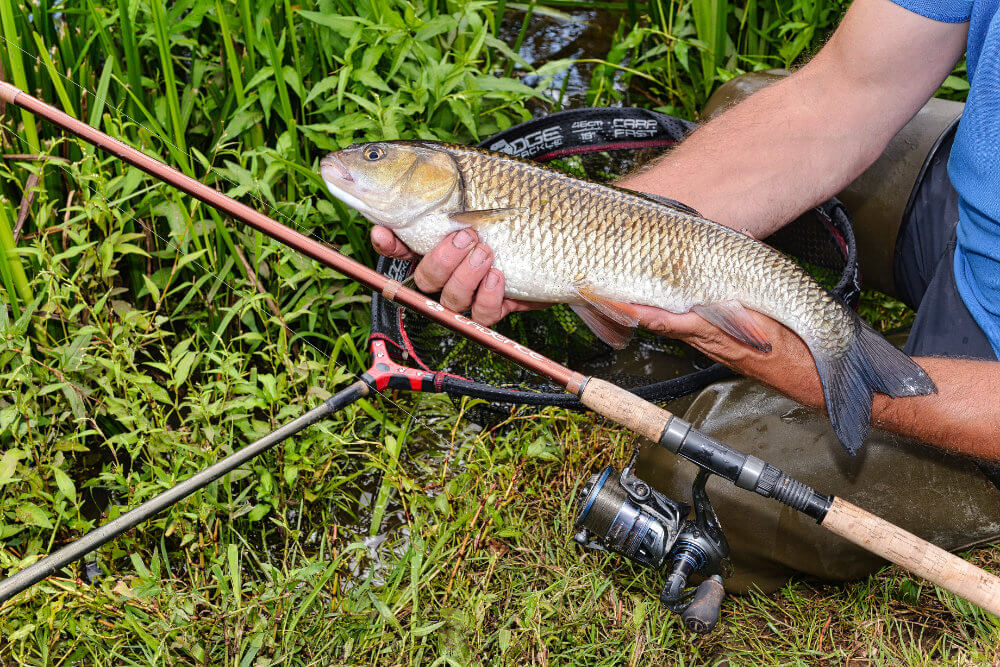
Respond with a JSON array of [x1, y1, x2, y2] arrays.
[[644, 379, 1000, 593], [896, 127, 998, 360], [640, 101, 1000, 595]]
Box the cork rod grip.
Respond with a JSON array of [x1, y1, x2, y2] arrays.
[[577, 377, 675, 443], [822, 497, 1000, 616]]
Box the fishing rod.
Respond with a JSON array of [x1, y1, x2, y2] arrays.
[[1, 81, 998, 618]]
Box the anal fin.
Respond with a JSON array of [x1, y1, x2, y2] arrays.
[[692, 301, 772, 353], [571, 285, 640, 349]]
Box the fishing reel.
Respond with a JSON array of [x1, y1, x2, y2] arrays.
[[574, 449, 732, 634]]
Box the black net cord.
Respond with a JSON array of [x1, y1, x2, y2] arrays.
[[437, 363, 732, 410], [822, 199, 862, 308]]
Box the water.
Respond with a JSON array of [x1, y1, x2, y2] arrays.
[[499, 7, 624, 109]]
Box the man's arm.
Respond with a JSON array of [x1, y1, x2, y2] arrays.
[[374, 0, 969, 315], [618, 0, 969, 238], [634, 305, 1000, 461]]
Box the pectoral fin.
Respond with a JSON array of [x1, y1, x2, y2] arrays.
[[447, 208, 520, 226], [691, 301, 772, 352], [570, 285, 640, 349]]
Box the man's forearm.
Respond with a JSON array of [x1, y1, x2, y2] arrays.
[[872, 358, 1000, 460], [637, 306, 1000, 462], [618, 0, 968, 239], [618, 67, 885, 238]]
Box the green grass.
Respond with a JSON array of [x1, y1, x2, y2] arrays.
[[0, 0, 996, 664]]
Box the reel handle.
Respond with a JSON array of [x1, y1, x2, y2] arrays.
[[822, 497, 1000, 616], [680, 575, 725, 634]]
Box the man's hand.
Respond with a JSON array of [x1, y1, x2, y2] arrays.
[[370, 225, 544, 325], [633, 305, 825, 409]]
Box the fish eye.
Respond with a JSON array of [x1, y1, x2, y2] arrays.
[[363, 145, 386, 161]]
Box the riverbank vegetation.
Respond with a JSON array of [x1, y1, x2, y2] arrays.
[[0, 0, 995, 663]]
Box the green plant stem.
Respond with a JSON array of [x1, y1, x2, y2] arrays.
[[0, 197, 32, 315]]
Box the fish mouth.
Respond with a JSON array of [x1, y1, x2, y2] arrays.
[[320, 154, 353, 184], [320, 153, 387, 224]]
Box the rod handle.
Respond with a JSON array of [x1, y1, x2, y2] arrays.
[[577, 377, 675, 443], [822, 497, 1000, 616]]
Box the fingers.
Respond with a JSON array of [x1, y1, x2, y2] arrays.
[[633, 305, 708, 338], [401, 228, 548, 325], [471, 269, 506, 325], [413, 228, 478, 293], [439, 243, 493, 312], [371, 226, 416, 260]]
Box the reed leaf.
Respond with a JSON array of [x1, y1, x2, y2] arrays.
[[149, 0, 190, 173], [0, 195, 31, 314], [0, 0, 40, 153]]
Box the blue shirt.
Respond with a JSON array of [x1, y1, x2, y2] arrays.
[[893, 0, 1000, 356]]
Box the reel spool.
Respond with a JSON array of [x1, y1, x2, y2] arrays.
[[574, 450, 732, 634]]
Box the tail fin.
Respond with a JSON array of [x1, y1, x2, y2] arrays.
[[813, 315, 936, 455]]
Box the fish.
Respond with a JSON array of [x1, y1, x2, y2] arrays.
[[319, 140, 936, 455]]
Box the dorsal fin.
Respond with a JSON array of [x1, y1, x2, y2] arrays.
[[642, 193, 701, 217]]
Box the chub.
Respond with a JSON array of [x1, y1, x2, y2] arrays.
[[319, 141, 937, 455]]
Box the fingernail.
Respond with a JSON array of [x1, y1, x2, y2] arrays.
[[469, 245, 488, 268], [453, 229, 475, 249], [484, 269, 500, 289]]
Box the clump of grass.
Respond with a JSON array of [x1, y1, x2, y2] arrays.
[[582, 0, 853, 116], [585, 0, 968, 117]]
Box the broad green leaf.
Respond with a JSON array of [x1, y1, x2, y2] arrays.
[[247, 504, 270, 522], [297, 10, 370, 36], [52, 467, 76, 502], [15, 502, 53, 529]]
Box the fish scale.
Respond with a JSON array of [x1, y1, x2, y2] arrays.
[[320, 140, 936, 455], [450, 144, 852, 356]]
